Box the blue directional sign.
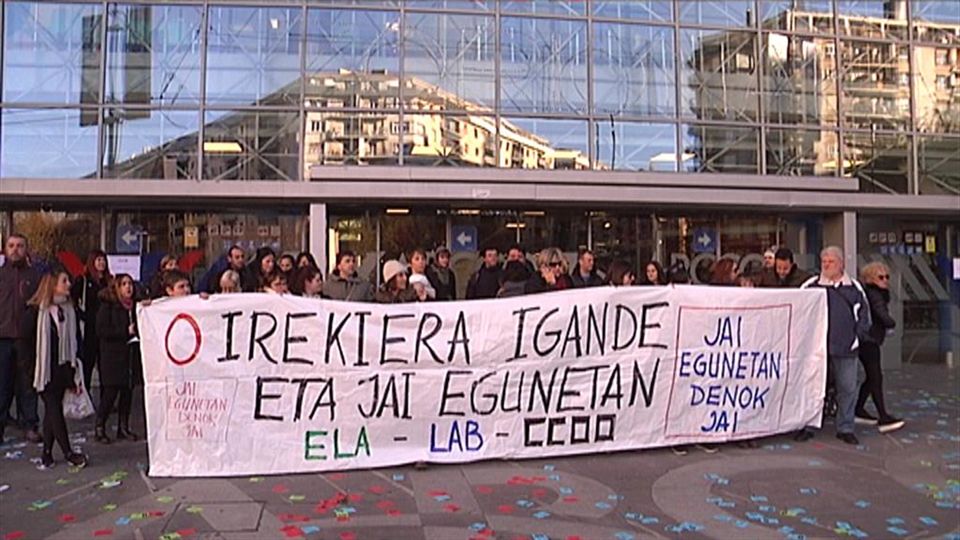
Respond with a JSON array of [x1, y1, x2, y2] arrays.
[[451, 225, 478, 253], [115, 224, 143, 254], [692, 227, 717, 254]]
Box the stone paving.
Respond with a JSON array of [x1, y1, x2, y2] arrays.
[[1, 364, 958, 540]]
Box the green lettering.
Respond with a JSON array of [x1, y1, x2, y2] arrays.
[[305, 430, 327, 460]]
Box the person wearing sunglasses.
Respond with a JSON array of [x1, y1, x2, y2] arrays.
[[855, 262, 904, 434], [525, 248, 573, 295]]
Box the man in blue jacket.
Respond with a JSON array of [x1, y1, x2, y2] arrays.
[[797, 246, 871, 445]]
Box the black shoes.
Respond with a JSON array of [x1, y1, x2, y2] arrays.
[[66, 452, 88, 469], [39, 452, 55, 469], [854, 411, 878, 425], [836, 433, 859, 445], [95, 426, 112, 444], [794, 429, 815, 442], [878, 416, 906, 434]]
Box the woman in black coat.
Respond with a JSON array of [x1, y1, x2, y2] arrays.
[[856, 262, 904, 433], [94, 274, 140, 443], [19, 270, 88, 469], [70, 249, 111, 391]]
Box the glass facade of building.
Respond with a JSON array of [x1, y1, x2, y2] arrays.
[[1, 1, 958, 364], [1, 0, 958, 194]]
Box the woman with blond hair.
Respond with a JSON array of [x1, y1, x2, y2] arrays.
[[856, 261, 904, 433], [18, 269, 88, 469], [525, 247, 573, 294]]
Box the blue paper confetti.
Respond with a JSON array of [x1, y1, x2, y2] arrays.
[[548, 474, 561, 482], [559, 487, 574, 495], [542, 464, 555, 471], [786, 534, 807, 540], [614, 533, 635, 540], [886, 527, 909, 537], [799, 487, 818, 496], [115, 517, 131, 526], [887, 517, 906, 525], [595, 501, 613, 510], [751, 495, 769, 503], [759, 505, 777, 513], [641, 516, 659, 525], [516, 499, 534, 509], [533, 510, 551, 520], [919, 516, 938, 526], [433, 494, 451, 502], [392, 474, 405, 481], [854, 500, 871, 508], [469, 522, 487, 532], [713, 514, 732, 523], [734, 520, 750, 529], [301, 526, 320, 534], [532, 535, 548, 540], [800, 516, 818, 525]]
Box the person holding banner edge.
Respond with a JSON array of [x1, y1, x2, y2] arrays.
[[797, 246, 871, 445], [95, 274, 141, 443]]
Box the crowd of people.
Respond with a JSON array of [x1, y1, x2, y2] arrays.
[[0, 234, 904, 469]]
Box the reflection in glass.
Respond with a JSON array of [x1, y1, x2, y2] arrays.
[[501, 1, 585, 16], [412, 1, 491, 10], [679, 1, 756, 28], [304, 111, 399, 168], [101, 109, 199, 179], [765, 128, 839, 176], [404, 13, 495, 110], [205, 7, 303, 106], [912, 0, 960, 45], [840, 40, 911, 130], [11, 210, 102, 262], [105, 5, 203, 107], [2, 2, 103, 105], [402, 114, 496, 166], [0, 109, 99, 178], [500, 18, 587, 114], [593, 23, 675, 117], [596, 122, 678, 172], [760, 0, 834, 33], [843, 130, 912, 193], [681, 29, 759, 121], [761, 33, 838, 125], [593, 1, 672, 22], [305, 9, 399, 89], [917, 135, 960, 195], [913, 46, 960, 133], [837, 0, 907, 40], [500, 118, 589, 169], [305, 71, 401, 109], [203, 110, 300, 181], [682, 124, 758, 174]]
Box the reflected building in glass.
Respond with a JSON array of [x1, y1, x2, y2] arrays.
[[1, 0, 958, 364]]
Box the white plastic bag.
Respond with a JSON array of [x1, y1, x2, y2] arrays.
[[63, 366, 95, 421]]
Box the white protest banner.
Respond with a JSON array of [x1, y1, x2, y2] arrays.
[[138, 286, 827, 477]]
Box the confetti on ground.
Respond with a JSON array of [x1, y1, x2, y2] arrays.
[[289, 495, 306, 502], [919, 516, 938, 526], [186, 505, 204, 514], [29, 500, 52, 511], [102, 504, 118, 512], [93, 529, 114, 537], [854, 500, 871, 508], [0, 484, 9, 493], [887, 527, 909, 536], [3, 532, 26, 540], [157, 496, 175, 503], [533, 511, 550, 519]]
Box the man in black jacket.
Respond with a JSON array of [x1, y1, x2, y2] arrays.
[[466, 247, 502, 299], [760, 248, 812, 288], [0, 234, 41, 443], [570, 249, 604, 288]]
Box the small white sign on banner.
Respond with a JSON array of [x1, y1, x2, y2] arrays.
[[108, 255, 141, 281], [138, 286, 828, 477]]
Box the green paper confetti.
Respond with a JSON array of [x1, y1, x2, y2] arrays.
[[289, 495, 305, 502], [186, 505, 204, 514], [156, 496, 175, 504], [102, 504, 118, 512]]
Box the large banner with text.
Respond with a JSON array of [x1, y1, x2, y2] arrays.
[[138, 286, 827, 477]]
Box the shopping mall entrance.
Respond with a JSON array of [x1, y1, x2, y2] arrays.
[[326, 205, 823, 291]]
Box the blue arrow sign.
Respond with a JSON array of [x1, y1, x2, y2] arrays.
[[692, 228, 716, 254], [115, 224, 143, 254], [451, 225, 478, 253]]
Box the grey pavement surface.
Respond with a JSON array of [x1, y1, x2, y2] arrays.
[[1, 364, 958, 540]]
